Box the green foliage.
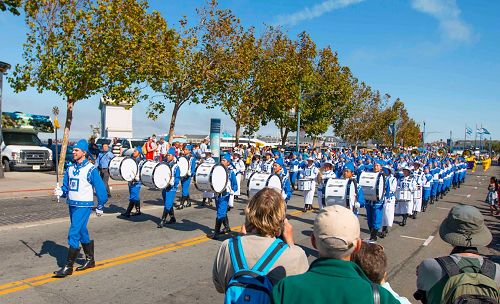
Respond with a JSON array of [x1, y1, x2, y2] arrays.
[[0, 0, 21, 15]]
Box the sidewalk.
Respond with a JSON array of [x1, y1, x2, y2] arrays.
[[0, 171, 128, 200]]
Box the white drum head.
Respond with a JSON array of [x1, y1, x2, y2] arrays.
[[376, 174, 385, 200], [153, 164, 172, 189], [267, 174, 282, 191], [347, 179, 357, 207], [178, 157, 189, 177], [120, 158, 138, 182], [211, 165, 228, 193]]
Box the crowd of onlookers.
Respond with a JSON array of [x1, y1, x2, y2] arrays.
[[211, 187, 499, 304]]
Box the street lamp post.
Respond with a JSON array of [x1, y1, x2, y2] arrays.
[[0, 61, 12, 179], [296, 90, 301, 154]]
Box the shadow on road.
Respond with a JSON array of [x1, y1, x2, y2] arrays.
[[36, 240, 69, 267]]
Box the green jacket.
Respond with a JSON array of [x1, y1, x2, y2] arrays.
[[272, 258, 400, 304]]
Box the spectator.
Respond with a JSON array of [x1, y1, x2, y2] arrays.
[[272, 205, 399, 304], [487, 176, 499, 215], [200, 138, 209, 154], [144, 137, 155, 160], [352, 242, 411, 304], [111, 138, 122, 157], [88, 137, 99, 159], [96, 144, 114, 197], [158, 137, 167, 162], [212, 187, 309, 293], [414, 205, 499, 304]]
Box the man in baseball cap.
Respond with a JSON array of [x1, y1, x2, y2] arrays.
[[272, 205, 399, 303]]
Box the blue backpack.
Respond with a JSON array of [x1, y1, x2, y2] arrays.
[[225, 236, 288, 304]]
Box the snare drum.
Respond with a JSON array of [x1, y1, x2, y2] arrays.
[[396, 189, 412, 201], [194, 163, 228, 193], [140, 161, 172, 189], [108, 157, 138, 182], [324, 178, 357, 208], [177, 156, 190, 178], [246, 172, 282, 197], [358, 172, 385, 201], [298, 179, 313, 191]]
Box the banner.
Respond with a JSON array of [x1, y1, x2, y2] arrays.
[[1, 112, 54, 133]]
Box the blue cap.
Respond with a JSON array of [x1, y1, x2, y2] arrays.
[[222, 153, 232, 162], [74, 139, 89, 153], [275, 157, 285, 168], [134, 146, 143, 155], [344, 162, 355, 172], [167, 147, 176, 155], [375, 159, 386, 166]]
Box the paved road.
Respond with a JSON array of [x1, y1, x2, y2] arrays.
[[0, 167, 498, 303]]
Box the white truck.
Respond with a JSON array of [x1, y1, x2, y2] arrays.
[[1, 112, 54, 172]]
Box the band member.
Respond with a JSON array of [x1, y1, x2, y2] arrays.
[[273, 157, 292, 204], [178, 147, 197, 209], [316, 161, 337, 210], [396, 166, 415, 227], [422, 165, 432, 212], [287, 153, 300, 190], [53, 139, 108, 278], [158, 148, 181, 228], [212, 153, 238, 240], [228, 151, 245, 210], [261, 151, 274, 174], [342, 162, 365, 214], [364, 160, 385, 241], [431, 160, 440, 202], [380, 165, 397, 238], [299, 157, 318, 212], [412, 162, 424, 219], [121, 147, 144, 217], [249, 154, 262, 174], [202, 150, 216, 206]]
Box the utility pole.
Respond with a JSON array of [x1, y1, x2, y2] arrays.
[[296, 88, 301, 154], [0, 61, 12, 179]]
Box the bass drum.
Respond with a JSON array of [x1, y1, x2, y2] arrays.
[[140, 161, 172, 189], [358, 171, 385, 201], [324, 178, 357, 209], [247, 172, 282, 197], [194, 163, 228, 193], [177, 156, 190, 178], [108, 157, 138, 182]]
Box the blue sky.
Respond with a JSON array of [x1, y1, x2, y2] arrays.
[[1, 0, 498, 142]]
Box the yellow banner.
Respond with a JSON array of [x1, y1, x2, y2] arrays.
[[54, 118, 60, 129], [483, 158, 491, 171]]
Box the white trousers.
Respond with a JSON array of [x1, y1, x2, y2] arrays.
[[413, 190, 422, 212], [317, 189, 324, 209], [304, 181, 316, 206], [382, 197, 395, 227], [234, 174, 242, 196]]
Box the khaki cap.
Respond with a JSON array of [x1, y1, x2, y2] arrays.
[[314, 205, 360, 250]]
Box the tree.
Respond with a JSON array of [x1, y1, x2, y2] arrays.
[[10, 0, 155, 175], [201, 4, 264, 145], [0, 0, 21, 15], [258, 29, 316, 146], [143, 14, 200, 145]]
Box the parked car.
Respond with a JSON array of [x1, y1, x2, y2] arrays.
[[95, 137, 147, 157], [50, 144, 75, 170]]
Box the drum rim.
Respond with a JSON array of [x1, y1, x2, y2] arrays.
[[140, 161, 171, 189], [108, 156, 137, 182], [209, 164, 228, 193], [247, 172, 283, 196]]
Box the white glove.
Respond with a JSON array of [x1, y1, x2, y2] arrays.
[[53, 187, 63, 197], [354, 202, 361, 209], [95, 208, 103, 217], [282, 192, 287, 200]]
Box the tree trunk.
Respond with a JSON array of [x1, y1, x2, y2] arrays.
[[235, 120, 241, 147], [167, 101, 181, 145], [57, 98, 75, 178], [280, 127, 289, 147]]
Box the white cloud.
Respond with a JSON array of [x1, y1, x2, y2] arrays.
[[275, 0, 365, 26], [411, 0, 476, 43]]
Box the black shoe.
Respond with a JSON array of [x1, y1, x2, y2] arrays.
[[211, 219, 222, 239], [76, 241, 95, 271], [303, 206, 308, 213], [132, 202, 142, 216], [54, 247, 80, 278], [227, 206, 232, 212], [379, 226, 388, 238], [121, 202, 135, 218], [157, 209, 168, 228], [202, 198, 207, 206], [369, 229, 378, 241], [176, 204, 184, 210], [221, 216, 231, 234], [167, 217, 176, 224], [412, 211, 417, 219]]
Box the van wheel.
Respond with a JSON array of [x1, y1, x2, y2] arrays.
[[2, 159, 11, 172]]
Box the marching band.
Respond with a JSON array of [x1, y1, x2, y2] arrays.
[[61, 140, 470, 246]]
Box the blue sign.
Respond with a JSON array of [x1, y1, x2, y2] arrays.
[[210, 119, 221, 162]]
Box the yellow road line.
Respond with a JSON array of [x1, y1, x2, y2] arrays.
[[0, 210, 305, 296]]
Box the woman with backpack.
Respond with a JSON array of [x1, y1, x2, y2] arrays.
[[212, 187, 309, 300]]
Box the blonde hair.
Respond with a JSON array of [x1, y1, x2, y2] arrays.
[[245, 188, 286, 237]]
